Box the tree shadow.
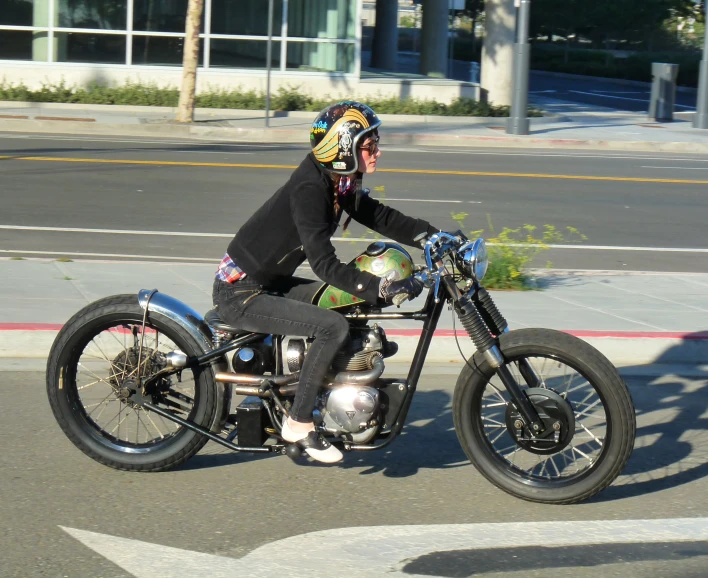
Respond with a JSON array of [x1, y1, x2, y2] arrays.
[[180, 333, 708, 502], [590, 334, 708, 502], [178, 388, 467, 475]]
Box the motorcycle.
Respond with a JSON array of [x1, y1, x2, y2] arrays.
[[46, 231, 636, 504]]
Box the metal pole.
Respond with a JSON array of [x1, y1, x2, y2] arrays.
[[265, 0, 274, 128], [694, 2, 708, 129], [506, 0, 531, 135]]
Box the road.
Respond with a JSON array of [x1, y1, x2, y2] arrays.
[[529, 72, 697, 113], [1, 134, 708, 272], [1, 363, 706, 577]]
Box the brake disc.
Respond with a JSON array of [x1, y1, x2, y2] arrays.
[[505, 387, 576, 455]]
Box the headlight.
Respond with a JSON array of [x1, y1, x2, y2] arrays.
[[455, 238, 488, 281]]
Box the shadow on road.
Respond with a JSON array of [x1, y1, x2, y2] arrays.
[[592, 333, 708, 502], [184, 336, 707, 502]]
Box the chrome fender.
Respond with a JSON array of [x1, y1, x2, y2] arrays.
[[138, 289, 231, 432]]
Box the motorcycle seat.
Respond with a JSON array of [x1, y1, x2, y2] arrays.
[[204, 308, 242, 333]]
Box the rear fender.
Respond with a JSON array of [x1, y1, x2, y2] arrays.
[[138, 289, 230, 432]]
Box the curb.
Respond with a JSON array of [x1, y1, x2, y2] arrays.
[[3, 325, 707, 366], [1, 118, 707, 153]]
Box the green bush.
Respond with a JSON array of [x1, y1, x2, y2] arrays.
[[0, 80, 543, 117], [452, 213, 586, 290]]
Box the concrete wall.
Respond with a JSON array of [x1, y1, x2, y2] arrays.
[[0, 61, 478, 104]]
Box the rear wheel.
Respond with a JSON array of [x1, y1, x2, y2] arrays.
[[46, 295, 217, 472], [453, 329, 636, 504]]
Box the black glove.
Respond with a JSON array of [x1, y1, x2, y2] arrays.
[[380, 276, 425, 303]]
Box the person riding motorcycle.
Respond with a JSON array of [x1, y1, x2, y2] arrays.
[[212, 101, 439, 463]]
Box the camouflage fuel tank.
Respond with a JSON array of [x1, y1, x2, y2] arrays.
[[315, 241, 414, 310]]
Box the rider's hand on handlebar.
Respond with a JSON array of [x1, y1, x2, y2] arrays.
[[380, 276, 425, 303]]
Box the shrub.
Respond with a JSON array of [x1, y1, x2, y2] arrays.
[[0, 80, 543, 117], [455, 214, 587, 290]]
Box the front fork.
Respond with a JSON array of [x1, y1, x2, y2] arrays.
[[440, 273, 546, 435]]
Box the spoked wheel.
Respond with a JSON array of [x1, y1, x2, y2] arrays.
[[453, 329, 635, 504], [47, 295, 217, 472]]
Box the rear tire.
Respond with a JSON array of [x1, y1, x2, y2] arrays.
[[46, 294, 217, 472], [453, 328, 636, 504]]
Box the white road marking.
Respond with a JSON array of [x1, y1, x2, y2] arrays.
[[569, 90, 696, 110], [376, 198, 465, 203], [641, 166, 708, 170], [170, 150, 253, 155], [0, 249, 216, 261], [0, 133, 289, 147], [2, 226, 708, 254], [61, 518, 708, 578], [385, 149, 708, 162]]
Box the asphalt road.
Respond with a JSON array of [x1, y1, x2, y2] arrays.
[[445, 62, 698, 113], [1, 364, 706, 577], [529, 72, 697, 113], [1, 134, 708, 272]]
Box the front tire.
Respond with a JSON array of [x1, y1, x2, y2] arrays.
[[47, 294, 218, 472], [453, 328, 636, 504]]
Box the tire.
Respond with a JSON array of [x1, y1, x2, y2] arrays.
[[46, 294, 218, 472], [453, 328, 636, 504]]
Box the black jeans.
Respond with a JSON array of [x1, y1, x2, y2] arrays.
[[212, 277, 350, 422]]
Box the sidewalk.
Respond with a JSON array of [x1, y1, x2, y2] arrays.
[[1, 258, 707, 369], [1, 99, 708, 153]]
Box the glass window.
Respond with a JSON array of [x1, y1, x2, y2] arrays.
[[1, 0, 34, 26], [210, 0, 282, 36], [0, 30, 33, 60], [57, 0, 127, 30], [288, 0, 355, 40], [210, 39, 281, 68], [55, 32, 126, 63], [287, 41, 354, 73], [133, 0, 204, 33], [132, 36, 203, 66]]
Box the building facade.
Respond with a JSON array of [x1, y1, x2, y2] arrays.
[[0, 0, 476, 103], [1, 0, 360, 92]]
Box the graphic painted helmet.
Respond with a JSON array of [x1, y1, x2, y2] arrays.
[[310, 101, 381, 175]]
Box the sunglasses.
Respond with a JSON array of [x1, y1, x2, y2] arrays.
[[359, 134, 380, 155]]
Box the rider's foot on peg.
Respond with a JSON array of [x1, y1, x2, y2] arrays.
[[281, 419, 343, 463]]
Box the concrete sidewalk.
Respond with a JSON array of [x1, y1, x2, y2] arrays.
[[2, 258, 707, 368], [1, 99, 708, 153]]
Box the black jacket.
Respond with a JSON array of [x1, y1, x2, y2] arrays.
[[227, 153, 435, 304]]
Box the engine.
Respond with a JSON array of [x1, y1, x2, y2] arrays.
[[283, 324, 397, 443]]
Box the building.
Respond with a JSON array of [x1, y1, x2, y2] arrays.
[[0, 0, 477, 103]]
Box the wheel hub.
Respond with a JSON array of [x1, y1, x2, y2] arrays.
[[505, 388, 575, 455]]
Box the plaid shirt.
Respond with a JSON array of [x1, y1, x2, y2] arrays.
[[215, 252, 247, 283]]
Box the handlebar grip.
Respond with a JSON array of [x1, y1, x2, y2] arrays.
[[392, 293, 409, 307]]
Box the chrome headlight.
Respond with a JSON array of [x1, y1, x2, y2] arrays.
[[455, 238, 488, 281]]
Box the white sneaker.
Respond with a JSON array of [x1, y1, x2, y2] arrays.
[[281, 420, 343, 463]]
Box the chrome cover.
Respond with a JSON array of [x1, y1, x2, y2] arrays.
[[319, 384, 380, 435]]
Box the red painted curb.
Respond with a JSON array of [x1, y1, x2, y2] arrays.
[[1, 324, 707, 341]]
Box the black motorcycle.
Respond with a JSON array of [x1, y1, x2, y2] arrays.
[[46, 231, 636, 504]]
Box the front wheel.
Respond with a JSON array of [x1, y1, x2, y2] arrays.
[[453, 328, 636, 504]]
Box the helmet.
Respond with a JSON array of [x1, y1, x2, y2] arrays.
[[310, 101, 381, 175]]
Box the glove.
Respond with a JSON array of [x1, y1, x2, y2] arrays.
[[379, 276, 425, 303]]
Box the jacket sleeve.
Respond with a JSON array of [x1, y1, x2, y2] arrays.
[[290, 183, 381, 304], [346, 194, 438, 246]]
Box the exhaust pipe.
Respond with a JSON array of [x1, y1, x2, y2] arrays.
[[332, 355, 384, 385], [214, 356, 385, 397]]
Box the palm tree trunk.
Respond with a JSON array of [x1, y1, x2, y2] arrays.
[[176, 0, 204, 123]]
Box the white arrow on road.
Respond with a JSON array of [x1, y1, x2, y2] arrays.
[[61, 517, 708, 578]]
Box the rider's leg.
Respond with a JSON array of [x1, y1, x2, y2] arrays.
[[213, 279, 348, 462]]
